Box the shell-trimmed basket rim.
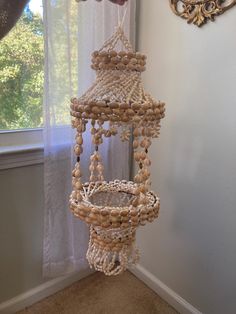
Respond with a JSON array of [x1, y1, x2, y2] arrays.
[[70, 180, 160, 228]]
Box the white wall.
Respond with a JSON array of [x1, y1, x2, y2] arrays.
[[0, 165, 46, 303], [136, 1, 236, 314]]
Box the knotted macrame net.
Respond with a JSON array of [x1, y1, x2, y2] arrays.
[[70, 17, 166, 275]]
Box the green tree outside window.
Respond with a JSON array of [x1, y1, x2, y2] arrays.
[[0, 7, 44, 130]]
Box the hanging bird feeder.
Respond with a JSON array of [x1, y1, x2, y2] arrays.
[[69, 22, 166, 276]]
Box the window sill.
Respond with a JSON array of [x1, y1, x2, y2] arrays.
[[0, 145, 44, 170], [0, 129, 44, 170], [0, 143, 43, 155], [0, 126, 73, 170]]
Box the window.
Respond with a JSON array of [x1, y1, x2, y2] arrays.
[[0, 1, 44, 169], [0, 0, 44, 131]]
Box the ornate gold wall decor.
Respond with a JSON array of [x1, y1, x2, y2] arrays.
[[170, 0, 236, 27]]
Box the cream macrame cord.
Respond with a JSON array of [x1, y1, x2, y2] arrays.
[[69, 17, 166, 275]]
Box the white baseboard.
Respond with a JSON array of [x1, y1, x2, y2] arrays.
[[0, 268, 94, 314], [130, 264, 203, 314]]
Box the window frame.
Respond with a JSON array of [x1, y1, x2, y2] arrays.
[[0, 0, 44, 170]]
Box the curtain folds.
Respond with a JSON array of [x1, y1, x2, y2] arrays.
[[43, 0, 135, 277]]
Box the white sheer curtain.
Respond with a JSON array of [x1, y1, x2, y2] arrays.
[[43, 0, 135, 277]]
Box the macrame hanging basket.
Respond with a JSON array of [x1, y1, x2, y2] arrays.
[[69, 22, 166, 276]]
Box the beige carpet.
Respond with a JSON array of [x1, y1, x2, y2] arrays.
[[17, 271, 179, 314]]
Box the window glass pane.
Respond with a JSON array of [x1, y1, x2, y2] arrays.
[[0, 0, 43, 131]]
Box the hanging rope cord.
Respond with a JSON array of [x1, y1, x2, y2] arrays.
[[99, 3, 132, 52]]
